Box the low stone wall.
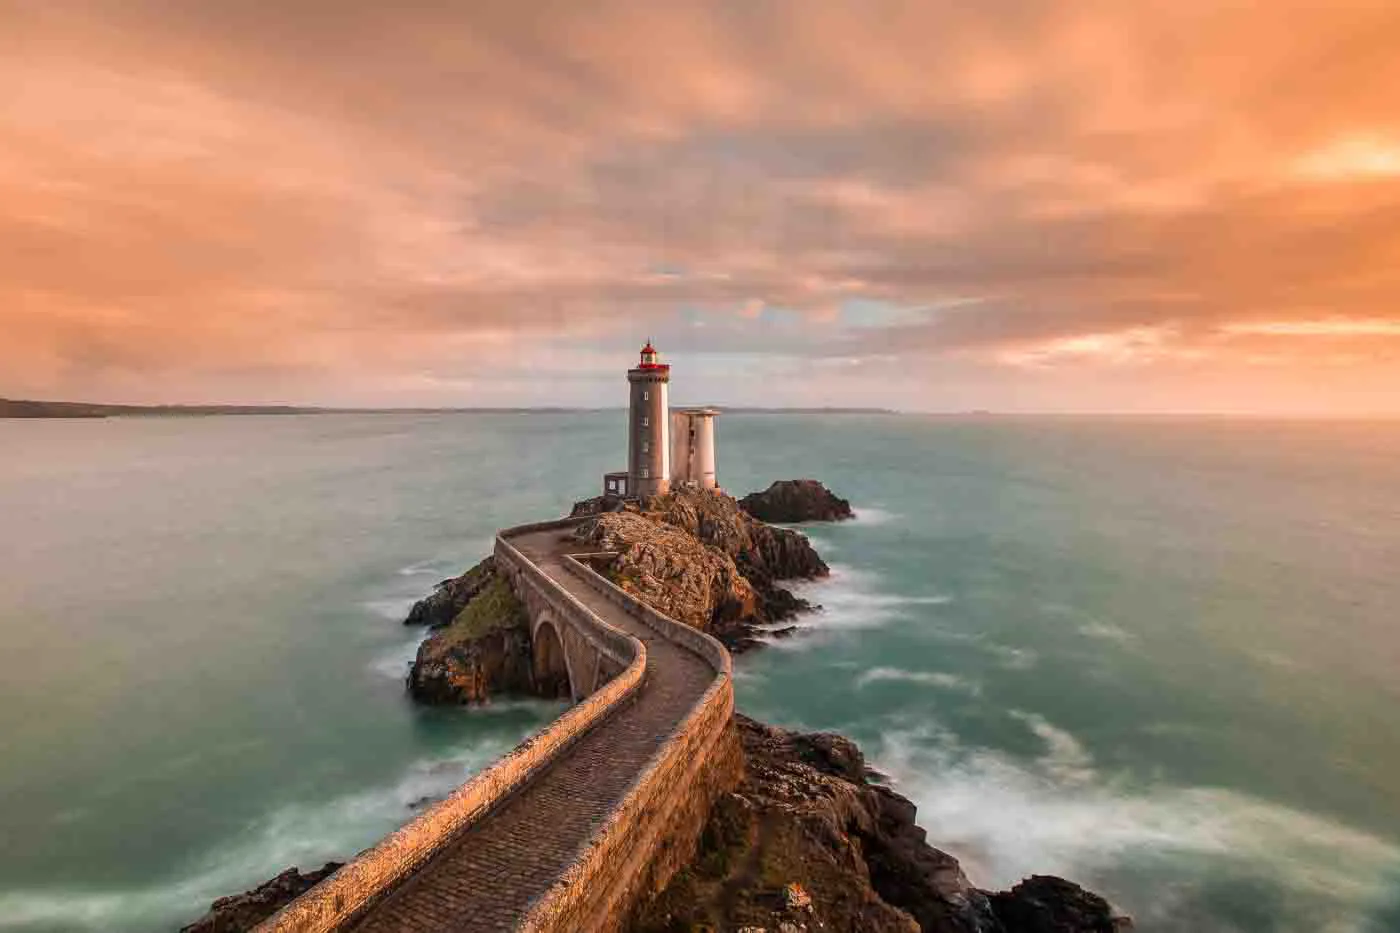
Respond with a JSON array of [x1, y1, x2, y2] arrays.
[[563, 552, 732, 678], [513, 554, 739, 933], [255, 519, 740, 933], [253, 522, 647, 933], [496, 530, 635, 671]]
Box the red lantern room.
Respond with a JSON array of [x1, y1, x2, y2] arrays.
[[639, 340, 661, 368]]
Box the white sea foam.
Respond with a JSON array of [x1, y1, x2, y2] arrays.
[[856, 666, 982, 696], [872, 716, 1400, 930], [1078, 621, 1136, 645], [0, 735, 528, 931], [852, 505, 898, 525], [361, 596, 419, 622], [368, 635, 423, 679], [1007, 711, 1096, 786], [788, 564, 952, 633], [984, 643, 1038, 670]]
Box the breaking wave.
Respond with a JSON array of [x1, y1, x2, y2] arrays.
[[852, 505, 898, 525], [785, 564, 951, 635], [855, 666, 981, 696], [873, 713, 1400, 932]]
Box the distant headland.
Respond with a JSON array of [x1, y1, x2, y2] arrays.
[[0, 397, 897, 419]]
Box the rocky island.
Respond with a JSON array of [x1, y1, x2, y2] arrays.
[[185, 480, 1129, 932], [407, 486, 828, 704], [739, 478, 856, 523]]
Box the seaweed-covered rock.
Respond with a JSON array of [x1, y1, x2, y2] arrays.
[[403, 557, 498, 628], [407, 567, 552, 703]]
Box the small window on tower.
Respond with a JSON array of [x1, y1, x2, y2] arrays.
[[643, 391, 649, 401], [642, 440, 649, 453], [642, 416, 649, 427], [641, 467, 649, 479]]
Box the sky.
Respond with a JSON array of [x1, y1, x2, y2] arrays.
[[3, 1, 1400, 413]]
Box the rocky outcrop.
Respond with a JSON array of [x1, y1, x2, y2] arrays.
[[405, 562, 556, 704], [403, 557, 498, 628], [572, 488, 829, 650], [990, 877, 1132, 933], [569, 493, 627, 517], [740, 478, 855, 523], [645, 488, 829, 584], [180, 863, 342, 933], [632, 715, 1130, 933], [573, 511, 761, 642]]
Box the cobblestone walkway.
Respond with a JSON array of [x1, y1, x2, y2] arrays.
[[347, 530, 714, 933]]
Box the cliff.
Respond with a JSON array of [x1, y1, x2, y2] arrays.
[[634, 715, 1130, 933]]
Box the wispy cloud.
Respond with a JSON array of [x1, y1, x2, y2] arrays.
[[4, 1, 1400, 410]]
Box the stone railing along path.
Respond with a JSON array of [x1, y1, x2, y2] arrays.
[[255, 519, 738, 933]]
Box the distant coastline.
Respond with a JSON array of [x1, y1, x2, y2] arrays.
[[0, 398, 899, 419]]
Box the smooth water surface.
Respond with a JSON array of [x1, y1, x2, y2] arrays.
[[1, 414, 1397, 931]]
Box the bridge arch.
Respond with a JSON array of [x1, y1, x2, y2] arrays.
[[532, 614, 574, 701]]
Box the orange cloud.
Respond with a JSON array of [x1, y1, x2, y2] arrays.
[[2, 1, 1400, 411]]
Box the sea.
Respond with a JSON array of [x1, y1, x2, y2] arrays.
[[0, 413, 1397, 932]]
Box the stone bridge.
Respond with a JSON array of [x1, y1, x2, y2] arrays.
[[255, 517, 740, 933]]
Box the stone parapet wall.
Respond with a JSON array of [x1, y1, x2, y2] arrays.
[[495, 531, 635, 670], [253, 520, 646, 933], [520, 554, 738, 932], [255, 517, 739, 933], [562, 552, 732, 678]]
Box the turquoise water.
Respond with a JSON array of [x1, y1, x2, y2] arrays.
[[1, 414, 1398, 931]]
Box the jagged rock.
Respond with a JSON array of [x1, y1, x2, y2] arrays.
[[570, 494, 628, 517], [740, 479, 855, 524], [644, 488, 830, 584], [573, 511, 761, 642], [403, 557, 498, 627], [180, 863, 342, 933], [406, 568, 558, 704], [572, 487, 836, 650], [631, 715, 1131, 933], [989, 877, 1132, 932]]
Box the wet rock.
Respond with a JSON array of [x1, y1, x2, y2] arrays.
[[632, 715, 1131, 933], [989, 877, 1133, 932], [740, 479, 855, 524], [180, 863, 342, 933]]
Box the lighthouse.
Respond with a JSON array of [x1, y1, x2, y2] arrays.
[[626, 340, 671, 498], [600, 341, 720, 500]]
